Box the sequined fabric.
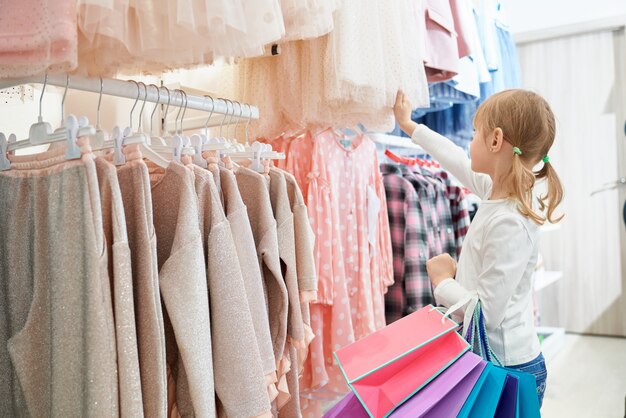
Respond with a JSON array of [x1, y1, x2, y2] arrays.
[[192, 165, 271, 418], [0, 146, 118, 416], [95, 156, 144, 417]]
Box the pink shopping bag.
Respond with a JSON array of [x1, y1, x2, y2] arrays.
[[334, 305, 470, 418]]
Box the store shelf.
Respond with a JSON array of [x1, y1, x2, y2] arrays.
[[537, 326, 566, 363], [534, 270, 563, 292]]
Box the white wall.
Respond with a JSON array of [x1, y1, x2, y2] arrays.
[[506, 0, 626, 35]]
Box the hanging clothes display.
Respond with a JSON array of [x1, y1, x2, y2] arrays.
[[234, 0, 430, 138], [260, 128, 393, 416], [0, 0, 341, 78], [0, 0, 78, 78], [0, 79, 318, 417], [379, 151, 471, 325], [0, 141, 119, 417]]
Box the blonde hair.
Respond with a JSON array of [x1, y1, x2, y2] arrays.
[[474, 89, 564, 225]]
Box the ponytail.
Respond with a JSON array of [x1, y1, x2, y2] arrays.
[[534, 161, 564, 224], [510, 152, 544, 224]]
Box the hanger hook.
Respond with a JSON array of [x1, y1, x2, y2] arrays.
[[244, 103, 252, 146], [226, 99, 236, 140], [138, 82, 148, 133], [180, 90, 189, 135], [38, 72, 48, 122], [61, 73, 70, 122], [128, 80, 140, 131], [96, 77, 104, 129], [203, 95, 215, 136], [149, 84, 160, 135], [161, 86, 171, 135], [233, 101, 243, 142], [174, 90, 184, 135], [219, 98, 229, 138]]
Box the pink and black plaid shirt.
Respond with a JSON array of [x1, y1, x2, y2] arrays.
[[381, 164, 434, 324]]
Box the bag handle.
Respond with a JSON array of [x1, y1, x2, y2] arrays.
[[430, 294, 503, 366]]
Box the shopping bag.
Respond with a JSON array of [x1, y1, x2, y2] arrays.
[[323, 392, 369, 418], [334, 305, 470, 418], [462, 300, 541, 418], [457, 362, 508, 418], [495, 373, 520, 418], [499, 368, 541, 418], [390, 351, 487, 417], [324, 352, 486, 418]]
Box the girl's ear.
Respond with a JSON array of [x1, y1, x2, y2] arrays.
[[490, 127, 505, 152]]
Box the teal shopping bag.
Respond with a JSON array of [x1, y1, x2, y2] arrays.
[[503, 368, 541, 418], [457, 363, 508, 418]]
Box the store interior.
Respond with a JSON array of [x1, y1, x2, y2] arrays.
[[1, 1, 625, 417]]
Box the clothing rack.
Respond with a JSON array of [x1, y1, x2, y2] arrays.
[[0, 74, 259, 130]]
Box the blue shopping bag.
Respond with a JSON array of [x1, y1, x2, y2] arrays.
[[456, 300, 541, 418], [503, 368, 541, 418], [495, 373, 519, 418], [457, 362, 508, 418]]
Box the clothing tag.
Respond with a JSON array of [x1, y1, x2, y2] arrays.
[[340, 139, 352, 149], [367, 185, 381, 256]]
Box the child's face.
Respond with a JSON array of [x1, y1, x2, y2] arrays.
[[469, 125, 493, 175]]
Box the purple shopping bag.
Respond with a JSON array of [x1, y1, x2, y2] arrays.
[[324, 352, 487, 418], [323, 392, 368, 418], [389, 351, 486, 418]]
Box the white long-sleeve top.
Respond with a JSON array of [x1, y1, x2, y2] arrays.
[[411, 124, 541, 366]]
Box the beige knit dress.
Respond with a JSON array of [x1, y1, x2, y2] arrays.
[[150, 161, 215, 417], [95, 156, 144, 417], [114, 146, 168, 418], [0, 146, 118, 417], [219, 166, 277, 377], [191, 165, 271, 418], [235, 166, 289, 378]]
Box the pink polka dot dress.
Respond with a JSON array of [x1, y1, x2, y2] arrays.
[[285, 128, 393, 415]]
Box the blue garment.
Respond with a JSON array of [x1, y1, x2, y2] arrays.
[[496, 23, 522, 89], [507, 353, 548, 408], [430, 82, 478, 104]]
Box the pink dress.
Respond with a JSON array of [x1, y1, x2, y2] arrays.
[[285, 129, 393, 416], [0, 0, 77, 77]]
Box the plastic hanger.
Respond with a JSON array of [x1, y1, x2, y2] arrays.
[[54, 74, 96, 139], [151, 89, 194, 161], [9, 73, 95, 153], [150, 85, 170, 147], [179, 91, 195, 157], [225, 101, 284, 171], [191, 95, 213, 168], [0, 133, 15, 171], [114, 80, 168, 168], [91, 77, 110, 148]]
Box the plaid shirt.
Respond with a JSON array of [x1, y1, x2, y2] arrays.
[[421, 168, 457, 260], [381, 164, 433, 323], [435, 170, 471, 258], [398, 166, 441, 258]]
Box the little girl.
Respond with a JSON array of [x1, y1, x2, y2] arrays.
[[394, 89, 563, 408]]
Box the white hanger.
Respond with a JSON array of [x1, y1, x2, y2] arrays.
[[150, 89, 195, 161], [114, 80, 168, 168], [0, 132, 15, 171], [225, 101, 285, 170], [93, 77, 109, 146], [8, 73, 95, 153]]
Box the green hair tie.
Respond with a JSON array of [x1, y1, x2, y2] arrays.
[[513, 147, 522, 156], [543, 155, 550, 163]]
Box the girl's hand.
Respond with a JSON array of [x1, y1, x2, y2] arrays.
[[426, 254, 457, 288], [393, 90, 418, 137]]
